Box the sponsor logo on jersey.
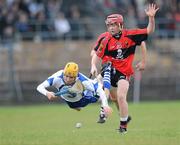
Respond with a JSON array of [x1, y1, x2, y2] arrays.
[[116, 49, 123, 59], [98, 44, 103, 52]]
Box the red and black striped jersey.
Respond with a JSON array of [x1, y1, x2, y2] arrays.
[[93, 28, 148, 76]]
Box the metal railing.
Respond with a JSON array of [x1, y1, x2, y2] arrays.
[[1, 17, 179, 42]]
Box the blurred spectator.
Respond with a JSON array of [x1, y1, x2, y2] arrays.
[[54, 12, 71, 39], [3, 26, 14, 41], [34, 10, 54, 40], [16, 11, 29, 32], [0, 7, 6, 38], [87, 0, 105, 17], [125, 5, 138, 28], [69, 5, 85, 40], [16, 11, 31, 40], [17, 0, 30, 15], [114, 0, 129, 15], [100, 0, 116, 15], [45, 0, 62, 19], [173, 0, 180, 31], [1, 11, 16, 40], [28, 0, 44, 19]]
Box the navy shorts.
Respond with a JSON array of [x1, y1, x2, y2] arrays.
[[65, 91, 99, 109]]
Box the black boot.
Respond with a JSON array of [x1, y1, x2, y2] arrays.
[[118, 116, 132, 134]]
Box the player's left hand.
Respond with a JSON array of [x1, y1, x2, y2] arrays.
[[103, 106, 113, 117], [90, 65, 98, 77], [145, 3, 159, 17]]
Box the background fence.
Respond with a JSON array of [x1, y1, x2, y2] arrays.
[[0, 36, 179, 104]]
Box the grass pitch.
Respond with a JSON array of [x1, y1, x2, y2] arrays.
[[0, 101, 180, 145]]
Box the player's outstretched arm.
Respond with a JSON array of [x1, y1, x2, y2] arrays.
[[135, 41, 147, 71], [146, 3, 159, 34], [37, 81, 57, 101]]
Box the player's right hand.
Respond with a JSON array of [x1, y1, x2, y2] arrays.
[[46, 91, 57, 101], [135, 61, 146, 71]]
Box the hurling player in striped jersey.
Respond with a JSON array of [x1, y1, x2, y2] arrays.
[[90, 4, 159, 133]]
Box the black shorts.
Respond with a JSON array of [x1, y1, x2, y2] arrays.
[[101, 68, 127, 87]]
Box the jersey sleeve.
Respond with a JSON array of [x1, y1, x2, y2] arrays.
[[93, 32, 111, 58], [46, 70, 63, 87], [126, 28, 148, 45], [37, 80, 50, 96], [93, 33, 107, 51]]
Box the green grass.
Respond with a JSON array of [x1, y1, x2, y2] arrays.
[[0, 101, 180, 145]]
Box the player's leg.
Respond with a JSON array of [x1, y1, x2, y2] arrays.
[[97, 92, 108, 123], [109, 87, 119, 110], [97, 91, 113, 123], [97, 68, 111, 124], [97, 106, 107, 123], [117, 79, 131, 134], [94, 75, 107, 123]]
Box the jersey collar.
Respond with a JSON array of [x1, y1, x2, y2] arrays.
[[112, 31, 122, 40]]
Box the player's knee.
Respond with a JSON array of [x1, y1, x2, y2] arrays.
[[117, 94, 127, 102]]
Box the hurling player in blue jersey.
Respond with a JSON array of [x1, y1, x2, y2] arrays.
[[37, 62, 112, 117]]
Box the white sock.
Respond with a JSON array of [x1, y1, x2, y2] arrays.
[[120, 116, 128, 122]]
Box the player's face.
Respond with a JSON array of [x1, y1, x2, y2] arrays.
[[106, 22, 122, 35], [63, 75, 76, 85]]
